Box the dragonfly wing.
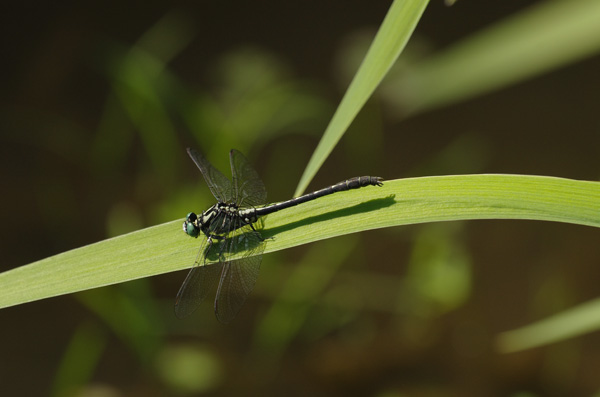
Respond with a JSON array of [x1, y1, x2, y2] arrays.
[[187, 148, 234, 203], [213, 225, 265, 323], [174, 238, 224, 319], [229, 149, 267, 207], [214, 255, 262, 323]]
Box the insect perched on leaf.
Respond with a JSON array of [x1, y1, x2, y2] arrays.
[[177, 148, 383, 323]]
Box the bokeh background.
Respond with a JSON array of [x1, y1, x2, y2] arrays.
[[2, 1, 600, 396]]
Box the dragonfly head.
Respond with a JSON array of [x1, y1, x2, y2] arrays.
[[183, 212, 200, 238]]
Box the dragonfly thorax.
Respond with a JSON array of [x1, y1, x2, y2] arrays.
[[183, 203, 258, 240]]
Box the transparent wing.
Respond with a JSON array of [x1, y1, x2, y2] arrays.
[[229, 149, 267, 207], [187, 148, 234, 203], [213, 222, 266, 323], [215, 255, 262, 323], [174, 238, 223, 319]]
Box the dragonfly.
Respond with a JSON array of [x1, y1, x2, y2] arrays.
[[176, 148, 383, 323]]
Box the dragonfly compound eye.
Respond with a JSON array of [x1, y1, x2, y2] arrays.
[[183, 212, 200, 238]]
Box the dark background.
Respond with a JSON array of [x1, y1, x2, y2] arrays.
[[1, 1, 599, 396]]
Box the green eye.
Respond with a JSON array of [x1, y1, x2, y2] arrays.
[[183, 212, 200, 238]]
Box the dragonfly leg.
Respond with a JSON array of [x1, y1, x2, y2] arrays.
[[202, 236, 215, 264]]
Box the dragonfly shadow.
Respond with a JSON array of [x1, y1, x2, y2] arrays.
[[203, 228, 266, 262], [260, 194, 396, 239], [202, 195, 395, 261]]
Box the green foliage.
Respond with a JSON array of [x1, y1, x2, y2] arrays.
[[3, 4, 600, 388]]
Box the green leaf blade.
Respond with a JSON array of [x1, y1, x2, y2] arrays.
[[1, 174, 598, 310], [294, 0, 429, 196]]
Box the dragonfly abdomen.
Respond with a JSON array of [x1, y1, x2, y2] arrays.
[[253, 176, 383, 217]]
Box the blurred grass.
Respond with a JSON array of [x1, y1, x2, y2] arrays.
[[155, 344, 223, 393], [51, 322, 107, 397], [76, 282, 164, 362], [381, 0, 600, 116], [252, 236, 359, 361], [497, 297, 600, 353], [2, 4, 600, 395]]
